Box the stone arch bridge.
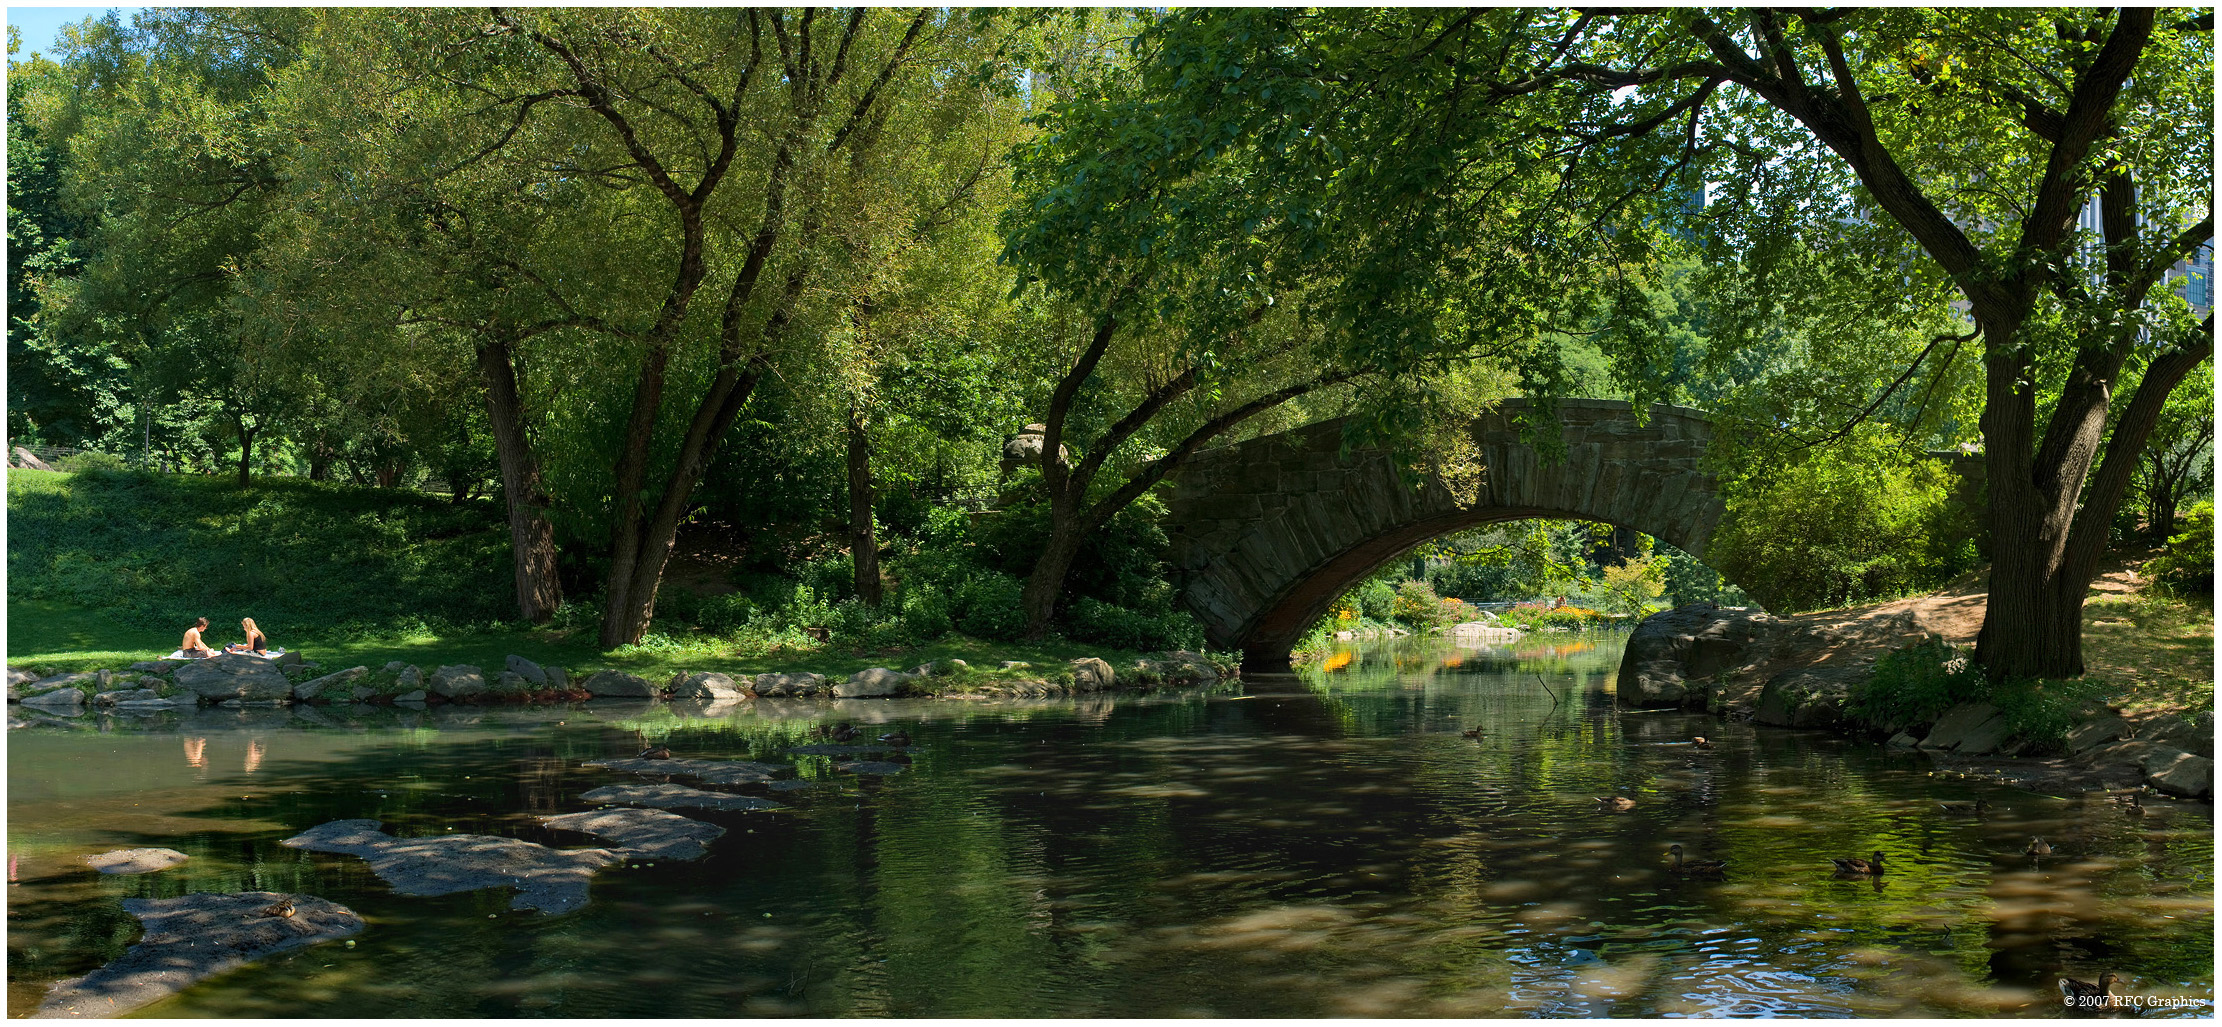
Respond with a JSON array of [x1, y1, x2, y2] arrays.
[[1163, 400, 1726, 669]]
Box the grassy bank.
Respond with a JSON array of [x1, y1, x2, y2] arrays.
[[6, 469, 1163, 679]]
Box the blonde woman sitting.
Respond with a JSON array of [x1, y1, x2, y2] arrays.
[[222, 617, 270, 656]]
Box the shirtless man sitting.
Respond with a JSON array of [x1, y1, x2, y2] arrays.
[[179, 617, 216, 659]]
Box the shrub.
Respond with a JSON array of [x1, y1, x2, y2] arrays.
[[1354, 579, 1397, 621], [690, 593, 759, 634], [954, 573, 1027, 641], [57, 451, 129, 474], [1846, 635, 1986, 731], [2146, 501, 2214, 599], [899, 588, 953, 638], [1066, 597, 1205, 651], [797, 552, 857, 603], [1391, 579, 1443, 626]]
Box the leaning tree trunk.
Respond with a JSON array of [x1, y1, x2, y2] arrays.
[[234, 420, 255, 488], [477, 339, 564, 623], [847, 405, 882, 607], [1020, 495, 1089, 639]]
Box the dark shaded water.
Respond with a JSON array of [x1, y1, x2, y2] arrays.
[[7, 634, 2212, 1017]]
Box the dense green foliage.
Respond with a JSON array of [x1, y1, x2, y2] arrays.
[[2147, 500, 2216, 598], [7, 468, 515, 638], [1847, 635, 2117, 753]]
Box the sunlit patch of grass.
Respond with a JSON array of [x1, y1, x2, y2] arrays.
[[2079, 584, 2214, 717]]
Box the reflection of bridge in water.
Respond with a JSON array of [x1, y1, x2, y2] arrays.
[[1165, 400, 1727, 669]]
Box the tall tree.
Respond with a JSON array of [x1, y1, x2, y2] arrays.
[[1561, 8, 2211, 676]]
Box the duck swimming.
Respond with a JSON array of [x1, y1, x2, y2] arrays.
[[1596, 796, 1636, 811], [877, 730, 912, 747], [1461, 727, 1484, 739], [1691, 736, 1712, 749], [2058, 972, 2118, 1008], [1937, 799, 1991, 814], [638, 746, 672, 760], [830, 724, 860, 743], [1667, 844, 1726, 874], [2025, 836, 2053, 856], [1831, 851, 1886, 876]]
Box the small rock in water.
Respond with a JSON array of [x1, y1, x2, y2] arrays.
[[85, 848, 190, 875]]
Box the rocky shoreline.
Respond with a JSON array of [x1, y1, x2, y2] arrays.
[[5, 649, 1239, 720], [1617, 603, 2213, 803]]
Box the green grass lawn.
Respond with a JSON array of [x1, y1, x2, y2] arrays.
[[2079, 586, 2215, 718], [5, 597, 1149, 681]]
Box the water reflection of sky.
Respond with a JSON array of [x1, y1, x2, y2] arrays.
[[4, 635, 2213, 1017]]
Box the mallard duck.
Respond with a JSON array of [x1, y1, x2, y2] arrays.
[[2025, 836, 2052, 856], [1691, 736, 1713, 749], [638, 746, 672, 760], [1831, 851, 1886, 876], [830, 724, 860, 743], [2058, 972, 2118, 1007], [1937, 799, 1992, 815], [1667, 844, 1727, 874], [252, 899, 296, 919], [1596, 796, 1636, 811], [1460, 727, 1484, 739], [877, 730, 911, 747]]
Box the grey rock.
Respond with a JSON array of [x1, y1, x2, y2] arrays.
[[505, 655, 548, 687], [21, 688, 86, 710], [32, 671, 99, 692], [836, 760, 908, 776], [93, 689, 160, 705], [14, 446, 53, 471], [542, 808, 725, 861], [1615, 605, 1776, 709], [835, 668, 914, 698], [1143, 650, 1222, 685], [85, 848, 189, 875], [7, 667, 40, 686], [127, 661, 180, 674], [428, 665, 486, 699], [578, 782, 784, 812], [2144, 749, 2212, 800], [382, 661, 410, 673], [350, 685, 377, 701], [670, 671, 747, 700], [999, 661, 1031, 671], [294, 666, 367, 701], [273, 651, 304, 667], [394, 690, 427, 703], [580, 670, 656, 698], [282, 819, 616, 914], [2137, 715, 2212, 759], [2066, 715, 2133, 754], [112, 699, 180, 710], [1886, 731, 1921, 749], [1068, 658, 1116, 692], [1919, 703, 2010, 753], [395, 665, 424, 690], [545, 665, 569, 691], [583, 756, 787, 785], [495, 671, 532, 693], [1753, 670, 1853, 728], [31, 891, 362, 1019], [752, 672, 826, 698]]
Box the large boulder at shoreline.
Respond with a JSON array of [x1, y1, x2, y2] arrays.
[[429, 665, 487, 699], [31, 891, 362, 1019], [1068, 657, 1116, 691], [281, 819, 617, 914], [1917, 703, 2012, 754], [2066, 714, 2134, 754], [670, 671, 747, 700], [834, 668, 913, 698], [93, 689, 159, 706], [1615, 605, 1776, 708], [581, 670, 657, 698], [21, 687, 87, 710], [542, 808, 725, 861], [1141, 651, 1223, 686], [2141, 747, 2212, 800], [752, 672, 826, 698], [1753, 667, 1860, 728], [504, 655, 548, 687], [295, 666, 367, 701]]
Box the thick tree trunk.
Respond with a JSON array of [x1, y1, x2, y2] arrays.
[[477, 339, 564, 623], [235, 422, 254, 488], [847, 405, 882, 607], [1021, 496, 1089, 638]]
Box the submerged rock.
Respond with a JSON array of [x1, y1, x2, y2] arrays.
[[281, 819, 618, 914], [542, 808, 725, 861], [785, 743, 911, 756], [583, 756, 788, 785], [84, 848, 189, 875], [32, 891, 362, 1019], [835, 761, 908, 776], [579, 782, 784, 812]]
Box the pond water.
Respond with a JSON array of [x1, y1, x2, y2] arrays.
[[7, 634, 2212, 1017]]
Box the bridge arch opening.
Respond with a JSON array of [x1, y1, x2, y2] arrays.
[[1162, 400, 1735, 670]]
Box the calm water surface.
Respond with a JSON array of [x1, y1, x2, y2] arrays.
[[7, 633, 2212, 1017]]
